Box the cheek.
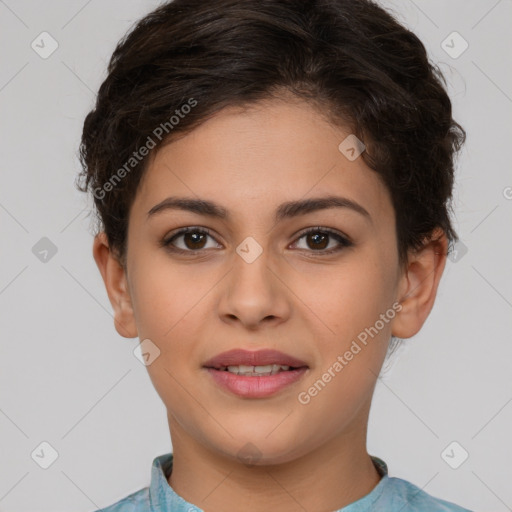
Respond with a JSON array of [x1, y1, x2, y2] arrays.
[[301, 258, 392, 336], [301, 254, 396, 401], [129, 253, 213, 339], [296, 266, 392, 430], [129, 257, 214, 384]]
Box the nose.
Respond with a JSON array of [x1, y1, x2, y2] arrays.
[[217, 245, 291, 330]]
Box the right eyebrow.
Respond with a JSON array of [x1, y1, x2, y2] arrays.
[[147, 197, 228, 220]]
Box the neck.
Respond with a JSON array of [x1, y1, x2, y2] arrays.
[[166, 415, 382, 512]]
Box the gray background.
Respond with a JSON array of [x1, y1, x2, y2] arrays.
[[1, 1, 511, 511]]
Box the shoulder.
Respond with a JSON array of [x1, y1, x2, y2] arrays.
[[378, 476, 474, 512], [92, 486, 151, 512]]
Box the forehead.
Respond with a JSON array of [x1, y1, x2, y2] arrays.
[[132, 98, 393, 227]]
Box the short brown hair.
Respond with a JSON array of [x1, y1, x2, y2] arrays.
[[76, 0, 466, 271]]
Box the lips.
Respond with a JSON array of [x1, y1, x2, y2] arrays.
[[203, 349, 308, 369], [203, 349, 309, 398]]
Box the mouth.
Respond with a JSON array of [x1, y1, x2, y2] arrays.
[[203, 349, 309, 398], [212, 364, 301, 376]]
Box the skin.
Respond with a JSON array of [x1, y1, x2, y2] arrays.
[[93, 93, 448, 512]]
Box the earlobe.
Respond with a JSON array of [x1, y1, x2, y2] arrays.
[[391, 228, 448, 339], [92, 232, 138, 339]]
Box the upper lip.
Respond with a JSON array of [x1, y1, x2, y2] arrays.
[[203, 349, 308, 369]]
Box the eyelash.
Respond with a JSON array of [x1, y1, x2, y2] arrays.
[[161, 226, 353, 256]]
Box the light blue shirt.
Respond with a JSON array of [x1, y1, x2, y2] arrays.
[[95, 453, 474, 511]]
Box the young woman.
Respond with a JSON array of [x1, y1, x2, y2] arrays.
[[77, 0, 471, 510]]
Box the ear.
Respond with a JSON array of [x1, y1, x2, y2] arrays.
[[392, 228, 448, 339], [92, 232, 138, 338]]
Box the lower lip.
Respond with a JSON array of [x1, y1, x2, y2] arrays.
[[205, 367, 308, 398]]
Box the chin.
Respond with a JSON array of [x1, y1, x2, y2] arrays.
[[209, 426, 311, 467]]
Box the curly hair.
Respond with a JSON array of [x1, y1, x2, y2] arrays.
[[76, 0, 466, 276]]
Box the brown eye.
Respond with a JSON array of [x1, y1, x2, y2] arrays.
[[183, 232, 207, 250], [292, 227, 353, 255], [162, 227, 221, 252], [305, 231, 329, 250]]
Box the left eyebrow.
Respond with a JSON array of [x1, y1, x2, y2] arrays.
[[147, 195, 372, 224], [275, 196, 372, 224]]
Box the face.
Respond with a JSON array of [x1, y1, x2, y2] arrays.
[[94, 95, 446, 466]]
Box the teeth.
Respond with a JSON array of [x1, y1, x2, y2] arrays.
[[223, 364, 291, 376]]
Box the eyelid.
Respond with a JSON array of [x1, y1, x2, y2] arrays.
[[161, 226, 219, 249], [293, 226, 351, 242]]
